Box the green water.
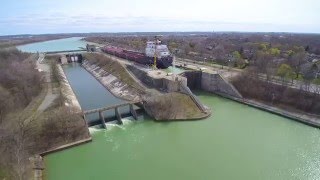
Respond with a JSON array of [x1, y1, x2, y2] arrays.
[[17, 37, 86, 53], [164, 66, 185, 74], [45, 92, 320, 180]]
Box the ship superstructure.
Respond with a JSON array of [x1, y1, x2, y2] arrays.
[[102, 39, 173, 69]]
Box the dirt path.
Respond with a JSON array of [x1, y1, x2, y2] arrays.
[[36, 54, 59, 112]]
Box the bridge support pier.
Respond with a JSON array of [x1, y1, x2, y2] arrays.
[[99, 111, 107, 129], [130, 104, 138, 120], [115, 107, 123, 124]]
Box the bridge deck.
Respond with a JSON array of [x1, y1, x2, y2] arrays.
[[45, 49, 86, 54], [83, 100, 142, 115]]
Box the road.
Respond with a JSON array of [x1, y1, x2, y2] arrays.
[[175, 57, 320, 94], [174, 58, 240, 80]]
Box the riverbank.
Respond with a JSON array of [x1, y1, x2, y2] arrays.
[[177, 68, 320, 128], [212, 91, 320, 127]]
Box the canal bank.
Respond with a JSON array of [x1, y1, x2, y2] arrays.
[[216, 92, 320, 128], [180, 70, 320, 127], [35, 63, 92, 155], [28, 56, 92, 180]]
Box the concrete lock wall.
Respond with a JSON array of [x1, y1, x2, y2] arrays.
[[201, 72, 242, 98], [127, 65, 187, 92], [128, 65, 241, 98], [181, 71, 202, 90], [164, 77, 186, 92], [127, 65, 156, 88]]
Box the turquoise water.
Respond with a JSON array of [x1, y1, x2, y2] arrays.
[[17, 37, 86, 53], [165, 66, 186, 74]]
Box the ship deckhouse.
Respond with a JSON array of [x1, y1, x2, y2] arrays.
[[145, 41, 170, 58]]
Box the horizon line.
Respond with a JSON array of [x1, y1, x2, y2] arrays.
[[1, 30, 320, 37]]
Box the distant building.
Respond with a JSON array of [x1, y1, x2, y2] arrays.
[[306, 53, 320, 62], [86, 44, 96, 52], [301, 62, 319, 79]]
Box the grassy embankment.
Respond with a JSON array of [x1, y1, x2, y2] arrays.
[[84, 53, 145, 92]]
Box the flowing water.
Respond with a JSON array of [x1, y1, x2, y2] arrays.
[[19, 38, 320, 180]]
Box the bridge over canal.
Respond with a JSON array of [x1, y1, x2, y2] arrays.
[[83, 100, 143, 128]]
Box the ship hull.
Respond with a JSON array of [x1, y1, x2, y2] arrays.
[[150, 56, 173, 69], [102, 46, 173, 69]]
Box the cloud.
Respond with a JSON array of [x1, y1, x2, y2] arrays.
[[0, 12, 319, 35]]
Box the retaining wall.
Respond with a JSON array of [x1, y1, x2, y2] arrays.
[[181, 70, 242, 98], [181, 71, 202, 90], [127, 64, 187, 92], [201, 72, 242, 98], [57, 64, 82, 112], [82, 61, 142, 101]]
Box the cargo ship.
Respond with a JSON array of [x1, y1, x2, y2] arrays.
[[101, 40, 173, 69]]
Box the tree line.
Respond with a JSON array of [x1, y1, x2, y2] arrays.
[[232, 69, 320, 115], [0, 48, 42, 122], [0, 52, 89, 179]]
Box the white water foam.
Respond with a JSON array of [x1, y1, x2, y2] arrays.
[[89, 116, 145, 135], [122, 117, 135, 125], [88, 126, 104, 134], [105, 121, 125, 130]]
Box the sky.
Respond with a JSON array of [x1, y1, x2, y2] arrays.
[[0, 0, 319, 35]]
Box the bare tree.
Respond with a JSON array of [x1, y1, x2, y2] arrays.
[[288, 52, 306, 78]]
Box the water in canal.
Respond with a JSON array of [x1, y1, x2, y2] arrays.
[[21, 38, 320, 180], [164, 66, 186, 74], [62, 63, 129, 123], [17, 37, 86, 53], [45, 90, 320, 180]]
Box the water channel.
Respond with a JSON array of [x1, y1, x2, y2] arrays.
[[18, 38, 320, 180], [62, 63, 129, 124], [17, 37, 86, 53]]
